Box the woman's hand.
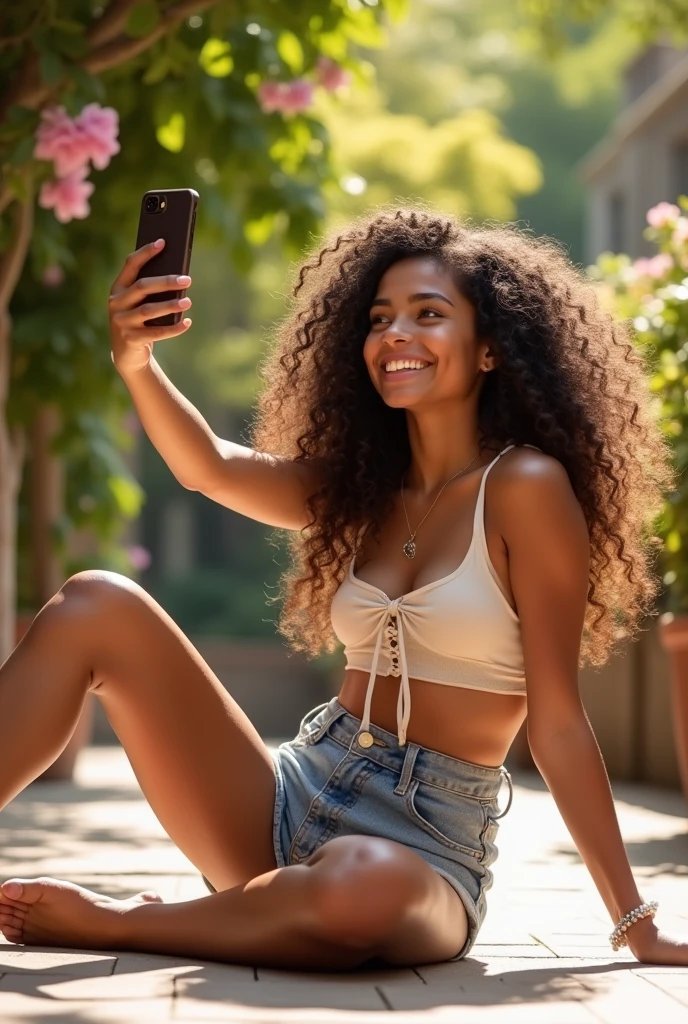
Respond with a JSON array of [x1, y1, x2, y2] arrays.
[[628, 921, 688, 965], [109, 238, 193, 377]]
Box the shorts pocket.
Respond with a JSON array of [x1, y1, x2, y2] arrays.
[[406, 778, 487, 860]]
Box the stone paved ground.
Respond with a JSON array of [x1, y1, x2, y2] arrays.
[[0, 744, 687, 1022]]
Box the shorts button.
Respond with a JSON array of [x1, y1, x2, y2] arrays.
[[358, 731, 374, 748]]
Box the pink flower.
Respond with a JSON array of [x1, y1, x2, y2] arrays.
[[42, 264, 65, 287], [646, 202, 680, 228], [38, 169, 95, 223], [34, 102, 120, 178], [34, 106, 92, 178], [316, 57, 351, 92], [632, 253, 674, 279], [673, 217, 688, 244], [257, 80, 287, 113], [127, 545, 152, 572], [257, 78, 313, 114], [281, 79, 314, 112], [76, 103, 120, 170]]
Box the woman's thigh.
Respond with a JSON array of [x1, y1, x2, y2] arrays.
[[56, 571, 279, 891]]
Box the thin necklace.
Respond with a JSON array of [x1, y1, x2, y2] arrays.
[[400, 451, 481, 559]]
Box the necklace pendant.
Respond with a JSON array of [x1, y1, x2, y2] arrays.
[[402, 539, 416, 559]]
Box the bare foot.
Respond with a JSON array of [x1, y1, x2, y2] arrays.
[[0, 877, 163, 948]]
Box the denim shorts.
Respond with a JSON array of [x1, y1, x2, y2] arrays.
[[269, 697, 514, 961]]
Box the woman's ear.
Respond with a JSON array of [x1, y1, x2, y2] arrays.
[[480, 341, 499, 372]]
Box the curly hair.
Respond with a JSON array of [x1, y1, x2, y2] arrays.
[[249, 205, 676, 669]]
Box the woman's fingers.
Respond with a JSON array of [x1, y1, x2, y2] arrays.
[[109, 273, 192, 312], [117, 317, 193, 348], [111, 238, 165, 292], [113, 295, 192, 328]]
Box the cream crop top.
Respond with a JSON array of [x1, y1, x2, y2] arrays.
[[330, 443, 542, 746]]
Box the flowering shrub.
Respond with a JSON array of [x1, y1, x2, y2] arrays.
[[589, 198, 688, 612]]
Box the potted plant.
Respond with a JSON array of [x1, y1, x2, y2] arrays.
[[590, 198, 688, 806]]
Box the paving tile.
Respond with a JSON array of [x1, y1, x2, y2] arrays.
[[0, 971, 174, 998], [469, 943, 557, 958], [0, 948, 117, 975], [638, 975, 688, 1007], [111, 952, 254, 979], [0, 991, 173, 1022], [576, 970, 688, 1022], [256, 966, 421, 985], [176, 978, 387, 1011], [379, 986, 600, 1020]]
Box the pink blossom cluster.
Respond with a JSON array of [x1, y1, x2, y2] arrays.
[[646, 202, 680, 228], [315, 57, 352, 92], [258, 79, 314, 114], [34, 103, 120, 223], [632, 253, 674, 279], [257, 56, 351, 115]]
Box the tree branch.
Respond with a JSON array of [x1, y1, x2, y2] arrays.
[[87, 0, 148, 49], [0, 186, 34, 312], [84, 0, 220, 75], [0, 0, 221, 116]]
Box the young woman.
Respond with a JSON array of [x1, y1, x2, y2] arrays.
[[0, 207, 686, 968]]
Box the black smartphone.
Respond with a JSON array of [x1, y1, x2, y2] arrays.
[[134, 188, 199, 327]]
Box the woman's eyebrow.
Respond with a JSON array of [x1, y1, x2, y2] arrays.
[[370, 291, 455, 308]]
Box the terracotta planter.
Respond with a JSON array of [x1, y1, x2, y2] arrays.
[[16, 611, 95, 782], [657, 612, 688, 808]]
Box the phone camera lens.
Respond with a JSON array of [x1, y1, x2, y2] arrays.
[[144, 195, 159, 213]]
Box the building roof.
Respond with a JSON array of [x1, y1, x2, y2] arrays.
[[579, 50, 688, 182]]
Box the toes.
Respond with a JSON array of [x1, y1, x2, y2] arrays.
[[1, 878, 45, 906], [0, 908, 24, 943]]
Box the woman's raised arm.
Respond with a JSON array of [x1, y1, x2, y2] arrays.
[[110, 240, 324, 531]]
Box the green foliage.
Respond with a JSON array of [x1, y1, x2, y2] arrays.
[[331, 0, 624, 259], [0, 0, 401, 599], [588, 199, 688, 613], [518, 0, 688, 52], [319, 86, 542, 224], [152, 567, 278, 639]]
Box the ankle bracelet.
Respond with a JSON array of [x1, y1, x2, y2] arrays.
[[609, 900, 658, 950]]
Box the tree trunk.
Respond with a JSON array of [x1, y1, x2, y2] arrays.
[[0, 345, 24, 661], [0, 194, 32, 663], [30, 404, 64, 603]]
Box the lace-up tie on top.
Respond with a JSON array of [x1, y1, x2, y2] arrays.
[[330, 444, 542, 747]]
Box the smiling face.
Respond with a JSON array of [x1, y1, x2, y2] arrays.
[[362, 255, 496, 410]]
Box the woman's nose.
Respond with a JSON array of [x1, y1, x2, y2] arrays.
[[382, 317, 413, 340]]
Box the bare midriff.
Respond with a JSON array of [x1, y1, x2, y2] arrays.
[[337, 669, 527, 769]]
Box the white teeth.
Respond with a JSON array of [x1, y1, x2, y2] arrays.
[[383, 359, 429, 373]]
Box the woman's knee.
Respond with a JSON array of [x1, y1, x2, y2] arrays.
[[305, 836, 431, 952], [59, 570, 144, 609]]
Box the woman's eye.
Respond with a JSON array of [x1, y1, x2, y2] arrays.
[[369, 308, 442, 324]]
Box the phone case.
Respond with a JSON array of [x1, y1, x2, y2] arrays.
[[134, 188, 199, 327]]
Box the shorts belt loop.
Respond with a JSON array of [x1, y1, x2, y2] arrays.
[[493, 768, 513, 819], [305, 701, 348, 745], [394, 743, 420, 796]]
